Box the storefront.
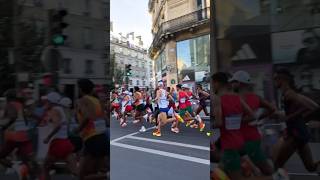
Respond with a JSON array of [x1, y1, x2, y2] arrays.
[[176, 34, 210, 90], [213, 0, 320, 141]]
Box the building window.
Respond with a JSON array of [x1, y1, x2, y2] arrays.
[[129, 80, 132, 85], [137, 80, 140, 85], [83, 27, 93, 49], [177, 35, 210, 83], [85, 60, 94, 74], [63, 58, 72, 74], [143, 81, 146, 86]]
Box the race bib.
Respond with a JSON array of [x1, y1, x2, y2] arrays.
[[225, 114, 242, 130], [180, 98, 186, 103]]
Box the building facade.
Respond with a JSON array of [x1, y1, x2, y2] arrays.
[[212, 0, 320, 141], [111, 27, 154, 91], [19, 0, 108, 100], [149, 0, 210, 91]]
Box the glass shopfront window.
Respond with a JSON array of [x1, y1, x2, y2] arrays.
[[177, 35, 210, 86], [214, 0, 320, 142]]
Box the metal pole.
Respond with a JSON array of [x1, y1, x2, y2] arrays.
[[12, 0, 20, 89]]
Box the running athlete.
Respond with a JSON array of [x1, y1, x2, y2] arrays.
[[119, 91, 133, 127], [152, 82, 179, 137], [133, 87, 146, 132], [230, 70, 276, 175], [196, 84, 210, 116], [0, 89, 35, 180], [75, 79, 108, 180], [211, 72, 288, 180], [181, 84, 205, 130], [111, 91, 121, 120], [41, 92, 78, 180], [272, 69, 320, 173]]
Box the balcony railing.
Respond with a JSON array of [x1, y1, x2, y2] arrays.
[[149, 7, 210, 54]]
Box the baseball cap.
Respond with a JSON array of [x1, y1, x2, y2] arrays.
[[59, 97, 72, 108], [229, 71, 252, 84], [47, 92, 61, 104]]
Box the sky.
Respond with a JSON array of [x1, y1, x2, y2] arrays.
[[110, 0, 152, 48]]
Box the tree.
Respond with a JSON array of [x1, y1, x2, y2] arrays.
[[110, 52, 124, 89], [0, 1, 45, 95]]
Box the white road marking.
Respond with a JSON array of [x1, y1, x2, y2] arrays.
[[126, 136, 209, 151], [111, 141, 210, 165], [110, 126, 155, 143]]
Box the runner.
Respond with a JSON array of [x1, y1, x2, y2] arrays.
[[111, 91, 121, 120], [196, 84, 210, 116], [230, 70, 277, 175], [119, 91, 133, 127], [75, 79, 108, 180], [41, 92, 78, 180], [272, 69, 320, 173], [211, 72, 288, 180], [152, 82, 179, 137], [181, 84, 205, 131], [132, 87, 146, 132], [0, 89, 35, 180]]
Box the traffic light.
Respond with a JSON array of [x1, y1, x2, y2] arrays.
[[49, 9, 69, 46], [125, 64, 132, 76]]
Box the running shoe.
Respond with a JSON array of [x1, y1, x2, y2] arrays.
[[139, 126, 146, 132], [152, 129, 161, 137], [121, 122, 127, 127], [174, 113, 184, 123], [133, 119, 140, 124], [171, 127, 179, 133], [186, 120, 194, 127], [272, 168, 289, 180], [190, 124, 198, 128], [199, 121, 206, 132]]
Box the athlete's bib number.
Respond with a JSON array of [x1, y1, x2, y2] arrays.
[[225, 114, 242, 130], [180, 98, 186, 103]]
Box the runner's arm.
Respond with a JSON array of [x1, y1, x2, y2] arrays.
[[240, 97, 255, 122], [45, 109, 62, 141], [213, 95, 223, 128], [258, 97, 277, 120], [75, 98, 95, 133]]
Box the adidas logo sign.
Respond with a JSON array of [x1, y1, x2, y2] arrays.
[[231, 44, 257, 61]]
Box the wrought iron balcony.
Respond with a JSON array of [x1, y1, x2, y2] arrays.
[[149, 7, 210, 56]]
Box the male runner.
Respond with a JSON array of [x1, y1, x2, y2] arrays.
[[133, 87, 146, 132], [230, 70, 277, 175], [272, 69, 320, 173], [212, 72, 288, 180], [152, 82, 179, 137], [75, 79, 108, 180]]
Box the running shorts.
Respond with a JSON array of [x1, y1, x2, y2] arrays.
[[159, 108, 169, 113], [244, 140, 267, 164], [179, 106, 192, 116], [68, 134, 83, 153], [48, 138, 74, 159], [285, 120, 311, 146], [83, 133, 108, 157], [125, 105, 133, 112], [135, 104, 145, 112], [222, 149, 242, 173]]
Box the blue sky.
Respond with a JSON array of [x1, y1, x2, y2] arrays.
[[110, 0, 152, 48]]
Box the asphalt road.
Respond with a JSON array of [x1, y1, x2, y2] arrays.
[[110, 115, 211, 180]]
